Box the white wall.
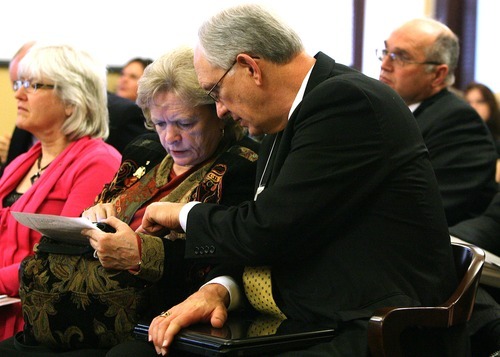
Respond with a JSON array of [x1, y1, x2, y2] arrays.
[[361, 0, 500, 92], [361, 0, 431, 79], [7, 0, 494, 92], [1, 0, 352, 68], [474, 0, 500, 92]]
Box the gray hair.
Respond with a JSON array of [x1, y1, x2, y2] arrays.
[[18, 44, 109, 140], [418, 18, 460, 86], [137, 46, 243, 138], [198, 4, 304, 70]]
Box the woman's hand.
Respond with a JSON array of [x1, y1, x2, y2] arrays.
[[82, 216, 141, 271], [138, 202, 185, 237], [148, 283, 229, 355], [82, 203, 117, 222]]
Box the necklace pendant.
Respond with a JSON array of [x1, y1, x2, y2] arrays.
[[30, 154, 52, 185], [30, 172, 40, 185]]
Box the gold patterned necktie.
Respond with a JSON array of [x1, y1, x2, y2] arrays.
[[242, 265, 287, 320]]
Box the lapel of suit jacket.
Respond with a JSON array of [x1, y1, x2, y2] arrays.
[[304, 52, 336, 95], [256, 131, 283, 191], [413, 89, 448, 118], [258, 53, 356, 190]]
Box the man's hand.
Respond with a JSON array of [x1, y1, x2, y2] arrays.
[[0, 134, 12, 164], [138, 202, 185, 237], [148, 283, 229, 355]]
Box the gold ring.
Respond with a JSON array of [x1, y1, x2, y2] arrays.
[[159, 310, 171, 318]]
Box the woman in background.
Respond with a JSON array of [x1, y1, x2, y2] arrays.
[[0, 43, 121, 340], [464, 82, 500, 182], [115, 57, 153, 102]]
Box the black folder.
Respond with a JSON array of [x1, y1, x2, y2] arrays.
[[134, 314, 336, 356]]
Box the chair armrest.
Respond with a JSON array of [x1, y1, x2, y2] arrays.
[[368, 306, 450, 356]]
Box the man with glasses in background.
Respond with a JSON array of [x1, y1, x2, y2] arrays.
[[378, 17, 500, 355], [378, 18, 497, 227]]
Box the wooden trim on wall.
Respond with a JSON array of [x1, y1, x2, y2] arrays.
[[107, 66, 122, 74], [434, 0, 477, 90], [352, 0, 365, 70]]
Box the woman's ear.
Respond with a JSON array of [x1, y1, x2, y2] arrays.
[[65, 104, 74, 118]]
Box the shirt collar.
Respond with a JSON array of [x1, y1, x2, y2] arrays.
[[288, 65, 314, 120], [408, 102, 421, 113]]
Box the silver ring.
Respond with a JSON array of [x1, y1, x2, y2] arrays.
[[93, 250, 98, 259]]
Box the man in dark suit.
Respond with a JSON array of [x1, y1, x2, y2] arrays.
[[379, 18, 500, 355], [105, 91, 150, 153], [131, 5, 461, 356], [378, 18, 497, 227]]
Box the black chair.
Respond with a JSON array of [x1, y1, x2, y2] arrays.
[[368, 242, 485, 357]]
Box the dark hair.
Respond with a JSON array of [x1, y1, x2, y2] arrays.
[[124, 57, 153, 71], [465, 82, 500, 140]]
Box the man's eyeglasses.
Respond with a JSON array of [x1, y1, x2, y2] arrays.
[[376, 49, 442, 67], [207, 61, 236, 102], [13, 80, 56, 93]]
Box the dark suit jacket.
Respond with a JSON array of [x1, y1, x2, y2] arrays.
[[184, 52, 457, 331], [413, 89, 497, 226], [3, 126, 34, 168], [106, 92, 151, 153], [449, 191, 500, 256], [0, 92, 150, 177]]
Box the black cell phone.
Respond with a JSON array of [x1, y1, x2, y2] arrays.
[[95, 222, 116, 233]]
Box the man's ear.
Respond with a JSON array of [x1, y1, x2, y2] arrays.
[[236, 54, 262, 85], [431, 64, 449, 88]]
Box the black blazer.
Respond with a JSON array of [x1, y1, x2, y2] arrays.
[[184, 52, 457, 329], [449, 191, 500, 256], [413, 89, 497, 226], [3, 126, 34, 168], [106, 92, 151, 153]]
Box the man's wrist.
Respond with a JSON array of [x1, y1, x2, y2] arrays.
[[179, 201, 200, 231], [200, 276, 241, 311]]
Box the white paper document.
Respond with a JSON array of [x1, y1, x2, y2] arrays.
[[11, 212, 97, 245], [0, 295, 21, 307]]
